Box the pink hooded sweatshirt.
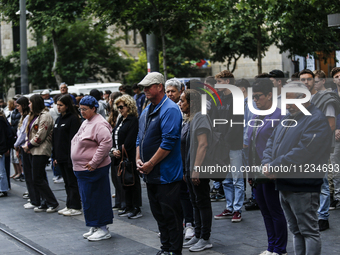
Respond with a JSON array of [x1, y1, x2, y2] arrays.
[[71, 114, 112, 171]]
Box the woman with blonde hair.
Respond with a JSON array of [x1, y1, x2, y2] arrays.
[[111, 94, 141, 218]]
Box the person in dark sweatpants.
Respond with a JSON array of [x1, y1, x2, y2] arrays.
[[136, 72, 183, 255]]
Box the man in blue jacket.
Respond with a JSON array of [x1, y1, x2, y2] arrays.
[[262, 82, 332, 255], [136, 72, 183, 255]]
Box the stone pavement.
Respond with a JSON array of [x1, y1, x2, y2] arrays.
[[1, 165, 340, 255]]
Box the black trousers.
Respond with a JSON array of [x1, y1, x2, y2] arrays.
[[186, 176, 212, 240], [180, 180, 194, 225], [5, 155, 10, 189], [147, 182, 183, 255], [31, 155, 58, 208], [123, 170, 141, 209], [111, 163, 126, 208], [58, 162, 81, 210], [21, 149, 41, 206]]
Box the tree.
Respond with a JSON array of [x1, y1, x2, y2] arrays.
[[0, 54, 19, 99], [4, 19, 132, 89], [0, 0, 87, 85], [205, 0, 271, 74], [89, 0, 210, 80], [270, 0, 340, 59]]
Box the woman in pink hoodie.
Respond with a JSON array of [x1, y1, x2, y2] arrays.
[[71, 95, 113, 242]]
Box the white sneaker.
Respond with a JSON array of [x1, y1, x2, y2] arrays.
[[54, 176, 64, 183], [58, 207, 68, 215], [184, 223, 195, 240], [23, 202, 35, 209], [63, 209, 82, 216], [46, 205, 59, 213], [83, 227, 98, 238], [87, 227, 111, 241], [259, 251, 273, 255]]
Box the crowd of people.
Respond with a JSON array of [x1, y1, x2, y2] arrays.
[[0, 67, 340, 255]]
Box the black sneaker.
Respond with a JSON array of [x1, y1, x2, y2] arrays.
[[245, 200, 260, 211], [112, 205, 122, 211], [318, 219, 329, 231], [156, 250, 169, 255], [329, 199, 339, 210], [34, 205, 48, 212], [118, 208, 131, 217], [0, 192, 8, 197], [210, 187, 218, 195], [128, 208, 142, 219], [210, 194, 217, 202], [215, 193, 226, 201]]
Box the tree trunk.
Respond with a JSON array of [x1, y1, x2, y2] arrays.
[[257, 25, 262, 75], [139, 30, 147, 50], [51, 30, 63, 86], [160, 25, 167, 81], [231, 55, 241, 73]]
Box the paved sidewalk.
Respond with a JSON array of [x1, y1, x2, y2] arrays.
[[1, 166, 340, 254]]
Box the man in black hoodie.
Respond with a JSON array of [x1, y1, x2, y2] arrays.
[[213, 70, 245, 223]]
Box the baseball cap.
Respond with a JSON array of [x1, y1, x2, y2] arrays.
[[41, 89, 50, 95], [269, 70, 285, 78], [138, 72, 164, 87]]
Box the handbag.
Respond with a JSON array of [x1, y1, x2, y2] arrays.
[[117, 145, 135, 186]]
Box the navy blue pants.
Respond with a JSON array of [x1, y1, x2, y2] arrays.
[[75, 164, 113, 227], [256, 182, 287, 254]]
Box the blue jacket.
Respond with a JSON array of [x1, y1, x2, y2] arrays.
[[262, 104, 332, 192], [137, 95, 183, 184]]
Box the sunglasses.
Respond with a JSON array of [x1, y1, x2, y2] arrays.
[[300, 78, 313, 82], [117, 105, 126, 110], [252, 93, 264, 100]]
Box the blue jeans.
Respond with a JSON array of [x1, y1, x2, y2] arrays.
[[223, 150, 244, 213], [0, 156, 9, 192], [318, 176, 330, 220]]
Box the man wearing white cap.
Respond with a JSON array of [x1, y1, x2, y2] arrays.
[[41, 90, 53, 108], [136, 72, 183, 255]]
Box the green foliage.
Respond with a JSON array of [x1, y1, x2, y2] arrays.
[[5, 20, 132, 89], [205, 0, 272, 73], [0, 54, 19, 95], [89, 0, 208, 37], [165, 35, 209, 76], [55, 20, 132, 85], [125, 49, 171, 84], [270, 0, 340, 58]]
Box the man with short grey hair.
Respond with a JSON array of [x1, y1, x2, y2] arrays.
[[262, 82, 332, 255], [59, 82, 76, 105], [165, 78, 184, 104]]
